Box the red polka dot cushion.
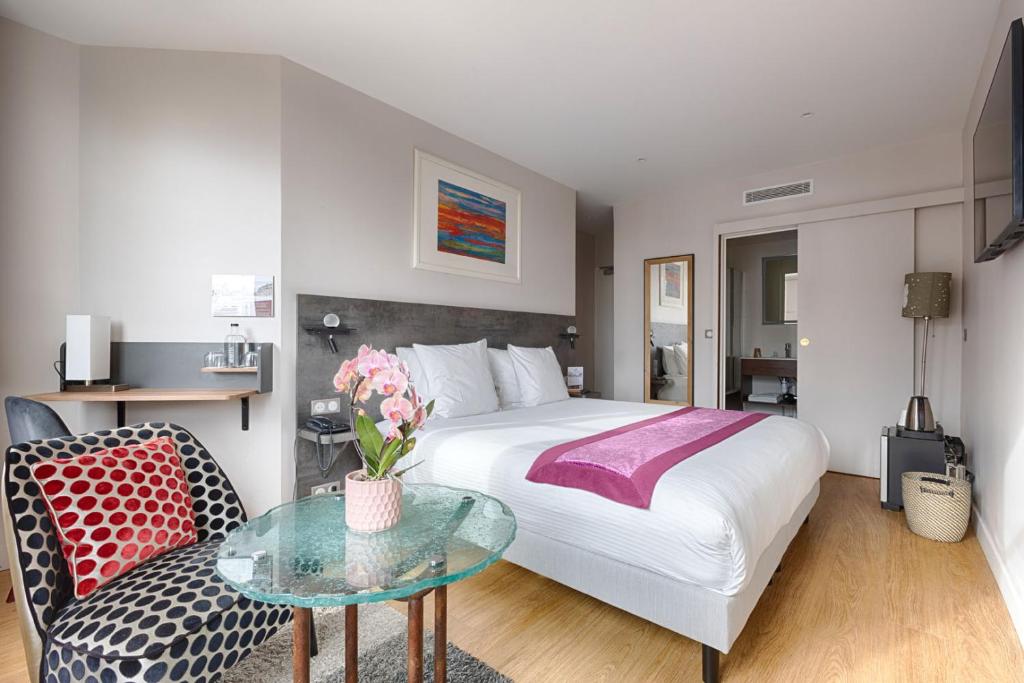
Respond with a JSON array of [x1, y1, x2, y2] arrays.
[[30, 437, 198, 598]]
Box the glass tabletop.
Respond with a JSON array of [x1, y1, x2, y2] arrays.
[[215, 484, 517, 607]]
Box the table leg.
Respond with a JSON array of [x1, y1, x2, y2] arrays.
[[434, 585, 447, 682], [345, 604, 358, 683], [116, 401, 126, 428], [408, 595, 424, 682], [292, 607, 311, 683]]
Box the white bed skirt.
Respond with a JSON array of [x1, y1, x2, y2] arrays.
[[502, 479, 820, 653]]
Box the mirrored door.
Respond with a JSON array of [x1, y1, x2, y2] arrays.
[[644, 255, 694, 405]]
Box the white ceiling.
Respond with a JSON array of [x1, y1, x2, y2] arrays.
[[0, 0, 1001, 211]]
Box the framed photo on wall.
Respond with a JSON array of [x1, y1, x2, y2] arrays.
[[659, 262, 684, 308], [413, 149, 522, 283], [211, 274, 275, 317]]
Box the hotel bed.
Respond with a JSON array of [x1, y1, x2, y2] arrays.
[[297, 295, 829, 682], [402, 397, 829, 681]]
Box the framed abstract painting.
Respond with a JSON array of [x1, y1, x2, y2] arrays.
[[413, 149, 522, 283], [660, 262, 684, 308]]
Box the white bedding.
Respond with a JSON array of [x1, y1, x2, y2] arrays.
[[402, 398, 828, 596]]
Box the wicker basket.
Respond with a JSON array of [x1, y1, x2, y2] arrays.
[[901, 471, 972, 543]]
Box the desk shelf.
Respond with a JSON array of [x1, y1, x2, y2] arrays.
[[200, 367, 258, 374], [40, 341, 274, 431]]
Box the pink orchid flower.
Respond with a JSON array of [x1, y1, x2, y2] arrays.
[[409, 405, 427, 431], [333, 357, 359, 393], [353, 378, 373, 403], [372, 367, 409, 396], [380, 395, 414, 423], [357, 348, 391, 378], [386, 423, 403, 441]]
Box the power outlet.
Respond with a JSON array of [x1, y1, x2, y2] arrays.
[[310, 398, 342, 415], [311, 480, 342, 496]]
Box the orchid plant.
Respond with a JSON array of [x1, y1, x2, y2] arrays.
[[333, 344, 434, 481]]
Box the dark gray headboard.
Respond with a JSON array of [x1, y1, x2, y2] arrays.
[[294, 294, 578, 495]]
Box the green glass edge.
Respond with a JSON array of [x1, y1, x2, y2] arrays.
[[214, 483, 518, 608]]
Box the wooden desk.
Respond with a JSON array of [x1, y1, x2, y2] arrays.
[[26, 388, 258, 430]]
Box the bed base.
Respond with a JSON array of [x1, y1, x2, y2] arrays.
[[501, 480, 819, 681]]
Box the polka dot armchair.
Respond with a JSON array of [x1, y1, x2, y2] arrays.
[[1, 423, 291, 683]]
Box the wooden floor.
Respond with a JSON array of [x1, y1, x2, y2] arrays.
[[0, 570, 29, 683], [393, 473, 1024, 682], [2, 473, 1022, 681]]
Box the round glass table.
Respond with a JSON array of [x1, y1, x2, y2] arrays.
[[216, 484, 516, 683]]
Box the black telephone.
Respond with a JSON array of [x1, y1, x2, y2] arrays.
[[305, 416, 350, 435], [304, 416, 351, 479]]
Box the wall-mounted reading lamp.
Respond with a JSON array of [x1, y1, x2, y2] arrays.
[[559, 325, 581, 350], [303, 313, 355, 353]]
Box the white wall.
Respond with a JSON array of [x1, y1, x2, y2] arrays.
[[279, 60, 575, 317], [593, 225, 615, 398], [613, 131, 963, 406], [575, 231, 596, 387], [0, 25, 576, 524], [279, 59, 576, 497], [961, 0, 1024, 645], [77, 47, 285, 516], [0, 18, 80, 572], [914, 203, 963, 431]]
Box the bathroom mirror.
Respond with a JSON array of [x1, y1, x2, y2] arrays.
[[644, 255, 694, 405], [762, 255, 798, 324]]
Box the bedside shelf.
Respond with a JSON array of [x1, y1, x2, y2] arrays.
[[298, 428, 356, 445], [201, 367, 258, 374]]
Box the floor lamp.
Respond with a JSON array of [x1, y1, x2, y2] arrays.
[[902, 272, 951, 432]]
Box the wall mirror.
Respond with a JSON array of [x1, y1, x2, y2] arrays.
[[644, 254, 694, 405], [762, 255, 798, 324]]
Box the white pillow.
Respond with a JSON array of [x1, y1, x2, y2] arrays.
[[661, 345, 680, 375], [507, 345, 569, 407], [673, 343, 688, 375], [487, 348, 524, 409], [396, 347, 430, 399], [412, 339, 499, 418]]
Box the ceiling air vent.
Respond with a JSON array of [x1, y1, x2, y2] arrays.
[[743, 179, 813, 206]]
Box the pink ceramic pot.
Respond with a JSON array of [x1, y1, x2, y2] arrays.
[[345, 470, 402, 532]]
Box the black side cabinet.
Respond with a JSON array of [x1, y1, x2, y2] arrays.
[[879, 426, 947, 510]]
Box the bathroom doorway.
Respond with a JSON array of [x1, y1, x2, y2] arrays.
[[721, 229, 798, 416]]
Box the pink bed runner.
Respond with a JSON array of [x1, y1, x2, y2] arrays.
[[526, 407, 769, 508]]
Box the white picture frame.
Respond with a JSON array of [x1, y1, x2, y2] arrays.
[[413, 149, 522, 284], [659, 262, 684, 308], [211, 274, 275, 317]]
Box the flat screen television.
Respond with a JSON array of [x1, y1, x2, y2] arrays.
[[974, 19, 1024, 262]]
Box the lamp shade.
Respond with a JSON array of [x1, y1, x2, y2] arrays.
[[902, 272, 951, 319], [65, 314, 111, 381]]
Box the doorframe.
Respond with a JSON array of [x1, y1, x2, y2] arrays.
[[717, 227, 799, 408], [711, 186, 964, 408]]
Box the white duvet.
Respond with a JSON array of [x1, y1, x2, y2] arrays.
[[401, 398, 828, 596]]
